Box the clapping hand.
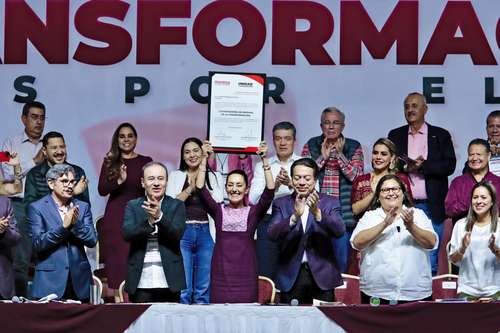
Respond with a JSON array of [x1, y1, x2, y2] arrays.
[[73, 175, 88, 195], [488, 234, 499, 256], [63, 204, 79, 229], [275, 167, 291, 189], [460, 232, 472, 254], [333, 136, 345, 155], [0, 215, 11, 234], [400, 208, 414, 230], [306, 191, 321, 220], [321, 138, 334, 160], [117, 164, 127, 185], [383, 207, 398, 227], [142, 198, 161, 225]]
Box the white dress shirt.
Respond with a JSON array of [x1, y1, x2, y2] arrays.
[[137, 197, 169, 289], [449, 218, 500, 297], [249, 153, 301, 214], [1, 131, 42, 198], [350, 206, 438, 301]]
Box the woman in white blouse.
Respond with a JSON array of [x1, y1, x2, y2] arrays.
[[166, 137, 224, 304], [351, 174, 438, 304], [449, 181, 500, 300]]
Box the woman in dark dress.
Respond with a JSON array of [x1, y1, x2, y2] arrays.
[[98, 123, 152, 302], [195, 141, 275, 303]]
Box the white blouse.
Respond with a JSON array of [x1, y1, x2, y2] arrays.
[[350, 206, 438, 301], [449, 218, 500, 297]]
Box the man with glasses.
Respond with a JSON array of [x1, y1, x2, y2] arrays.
[[301, 107, 364, 273], [27, 164, 96, 301], [1, 101, 47, 297], [21, 131, 89, 297]]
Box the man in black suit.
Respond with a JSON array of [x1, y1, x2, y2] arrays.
[[123, 161, 186, 303], [388, 92, 456, 275]]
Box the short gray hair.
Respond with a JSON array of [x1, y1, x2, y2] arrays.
[[142, 161, 168, 177], [46, 164, 76, 183], [321, 107, 345, 123]]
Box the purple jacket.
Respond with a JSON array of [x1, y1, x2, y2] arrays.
[[0, 197, 21, 299], [268, 193, 345, 292], [445, 172, 500, 222]]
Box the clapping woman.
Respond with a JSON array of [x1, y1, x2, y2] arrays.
[[98, 123, 152, 301], [166, 137, 223, 304], [349, 138, 412, 274], [449, 181, 500, 300], [351, 174, 437, 304]]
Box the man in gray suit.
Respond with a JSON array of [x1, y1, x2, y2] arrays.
[[123, 161, 186, 303]]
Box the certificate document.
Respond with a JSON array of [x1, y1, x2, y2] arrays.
[[208, 72, 266, 154]]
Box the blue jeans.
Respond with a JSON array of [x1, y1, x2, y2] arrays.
[[414, 203, 443, 275], [180, 223, 214, 304], [333, 230, 353, 274]]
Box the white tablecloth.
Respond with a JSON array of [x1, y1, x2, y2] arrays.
[[125, 304, 346, 333]]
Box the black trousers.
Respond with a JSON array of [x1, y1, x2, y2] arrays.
[[62, 272, 89, 303], [11, 199, 32, 297], [280, 263, 334, 305], [130, 288, 180, 303]]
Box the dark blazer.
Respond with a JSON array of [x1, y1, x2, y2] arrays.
[[0, 197, 21, 299], [388, 123, 456, 222], [28, 195, 96, 300], [268, 193, 345, 293], [122, 196, 186, 295]]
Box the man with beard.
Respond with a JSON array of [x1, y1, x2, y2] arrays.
[[28, 164, 96, 301], [24, 131, 89, 209], [1, 101, 46, 297], [268, 158, 345, 304]]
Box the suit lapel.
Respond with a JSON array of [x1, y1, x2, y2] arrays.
[[45, 196, 63, 226], [401, 125, 409, 155]]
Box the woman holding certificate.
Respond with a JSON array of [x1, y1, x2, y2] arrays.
[[195, 141, 274, 303]]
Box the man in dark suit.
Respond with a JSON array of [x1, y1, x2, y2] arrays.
[[0, 196, 21, 299], [28, 164, 96, 301], [123, 161, 186, 303], [388, 92, 456, 274], [268, 158, 345, 304]]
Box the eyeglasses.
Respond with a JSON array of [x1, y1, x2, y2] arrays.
[[321, 121, 344, 127], [28, 114, 47, 122], [57, 178, 77, 187], [380, 187, 401, 194]]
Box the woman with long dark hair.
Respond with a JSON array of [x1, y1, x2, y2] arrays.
[[449, 181, 500, 300], [166, 137, 223, 304], [98, 123, 152, 302]]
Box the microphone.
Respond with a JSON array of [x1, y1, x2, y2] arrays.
[[396, 226, 401, 233], [290, 299, 299, 306], [38, 293, 59, 303]]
